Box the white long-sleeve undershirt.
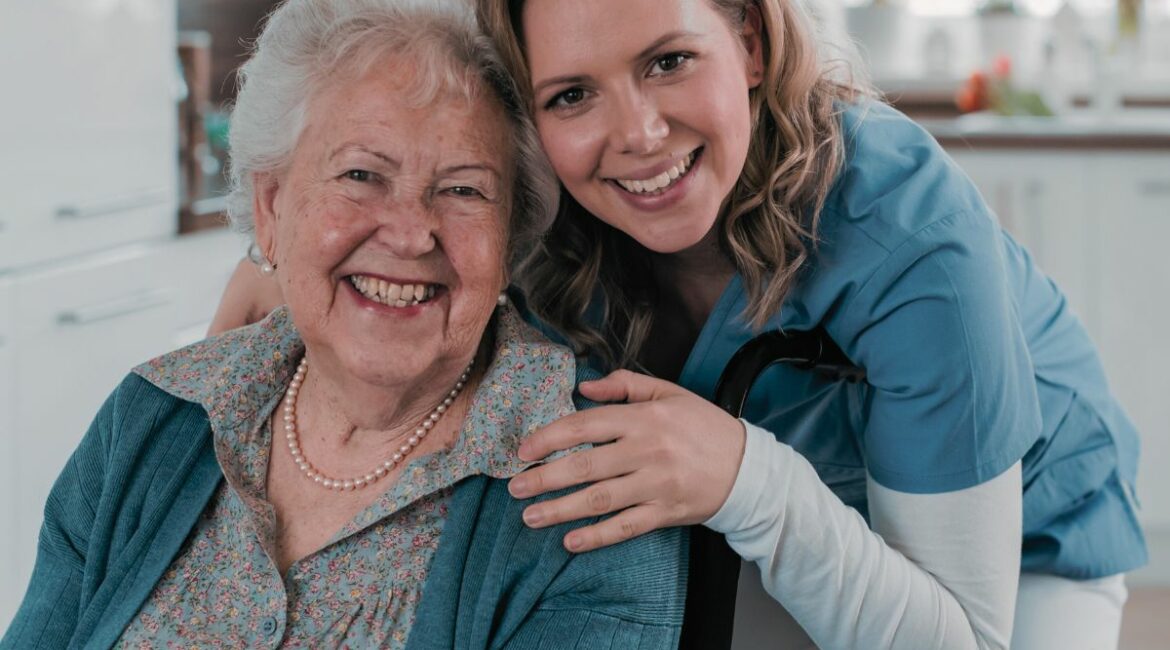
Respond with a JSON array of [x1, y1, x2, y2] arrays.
[[704, 421, 1021, 649]]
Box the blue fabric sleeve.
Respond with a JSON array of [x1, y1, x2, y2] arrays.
[[837, 209, 1043, 493], [0, 382, 116, 649]]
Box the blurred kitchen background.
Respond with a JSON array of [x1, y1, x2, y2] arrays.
[[0, 0, 1167, 644]]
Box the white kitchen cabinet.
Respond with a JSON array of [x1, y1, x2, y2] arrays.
[[1096, 152, 1170, 529], [0, 0, 178, 270]]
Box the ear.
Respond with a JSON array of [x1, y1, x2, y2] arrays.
[[741, 3, 765, 89], [252, 171, 281, 264]]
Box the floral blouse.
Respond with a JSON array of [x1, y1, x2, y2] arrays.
[[117, 305, 577, 649]]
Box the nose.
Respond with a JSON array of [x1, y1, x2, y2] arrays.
[[609, 88, 668, 156], [374, 197, 437, 259]]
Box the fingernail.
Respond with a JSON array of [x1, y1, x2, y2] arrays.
[[566, 534, 582, 551], [510, 477, 529, 496], [523, 507, 543, 526]]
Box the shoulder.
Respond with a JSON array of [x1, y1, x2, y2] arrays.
[[823, 101, 989, 254], [794, 102, 1009, 335], [446, 477, 686, 647], [504, 290, 608, 391], [548, 526, 688, 620], [134, 307, 301, 407], [102, 373, 207, 439], [82, 373, 211, 475], [474, 476, 687, 614], [40, 373, 211, 542]]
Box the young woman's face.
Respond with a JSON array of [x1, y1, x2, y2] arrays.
[[523, 0, 763, 254]]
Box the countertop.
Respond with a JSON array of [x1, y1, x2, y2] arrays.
[[914, 109, 1170, 149]]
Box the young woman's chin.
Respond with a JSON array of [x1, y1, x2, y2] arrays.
[[589, 196, 720, 255], [633, 223, 716, 255]]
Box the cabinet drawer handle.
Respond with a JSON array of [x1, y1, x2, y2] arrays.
[[57, 289, 171, 327], [1138, 180, 1170, 196], [54, 188, 171, 221]]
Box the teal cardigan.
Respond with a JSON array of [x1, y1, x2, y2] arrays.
[[1, 373, 687, 649]]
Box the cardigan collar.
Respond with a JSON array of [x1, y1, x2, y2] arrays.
[[134, 304, 578, 496]]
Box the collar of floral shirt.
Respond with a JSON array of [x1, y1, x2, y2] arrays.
[[133, 304, 579, 502]]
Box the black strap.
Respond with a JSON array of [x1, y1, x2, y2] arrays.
[[677, 328, 863, 649]]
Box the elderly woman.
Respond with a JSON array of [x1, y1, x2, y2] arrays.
[[0, 1, 686, 648]]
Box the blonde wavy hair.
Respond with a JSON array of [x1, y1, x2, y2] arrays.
[[477, 0, 866, 369]]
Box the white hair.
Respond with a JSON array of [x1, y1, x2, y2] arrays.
[[226, 0, 558, 270]]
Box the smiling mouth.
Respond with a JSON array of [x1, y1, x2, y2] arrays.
[[348, 274, 439, 307], [610, 148, 700, 196]]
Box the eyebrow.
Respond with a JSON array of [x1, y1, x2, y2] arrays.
[[328, 143, 502, 180], [328, 144, 399, 168], [531, 30, 700, 97], [632, 31, 699, 64], [439, 163, 502, 180]]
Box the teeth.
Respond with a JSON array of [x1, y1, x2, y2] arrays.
[[615, 152, 695, 195], [348, 275, 437, 307]]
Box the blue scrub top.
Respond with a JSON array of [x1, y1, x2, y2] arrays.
[[670, 102, 1145, 580]]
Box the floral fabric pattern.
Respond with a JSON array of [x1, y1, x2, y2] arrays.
[[117, 305, 577, 649]]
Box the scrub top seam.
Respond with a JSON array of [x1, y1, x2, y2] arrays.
[[846, 208, 977, 306], [822, 208, 979, 342]]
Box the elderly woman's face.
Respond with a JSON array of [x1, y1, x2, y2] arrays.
[[254, 56, 514, 388]]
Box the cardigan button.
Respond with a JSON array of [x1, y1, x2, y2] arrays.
[[261, 617, 278, 636]]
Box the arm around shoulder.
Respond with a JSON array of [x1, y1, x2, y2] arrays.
[[706, 420, 1020, 650], [207, 258, 285, 336]]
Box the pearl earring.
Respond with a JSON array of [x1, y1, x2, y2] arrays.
[[260, 261, 275, 275], [497, 292, 508, 307]]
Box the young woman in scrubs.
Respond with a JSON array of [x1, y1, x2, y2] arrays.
[[476, 0, 1145, 647], [212, 0, 1145, 646]]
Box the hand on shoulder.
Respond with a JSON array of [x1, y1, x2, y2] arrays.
[[508, 369, 746, 553]]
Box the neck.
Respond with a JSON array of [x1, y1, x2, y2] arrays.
[[294, 345, 484, 452], [651, 228, 736, 330]]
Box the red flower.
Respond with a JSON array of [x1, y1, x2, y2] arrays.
[[992, 54, 1012, 79]]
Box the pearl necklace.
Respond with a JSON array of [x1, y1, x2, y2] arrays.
[[281, 356, 473, 491]]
